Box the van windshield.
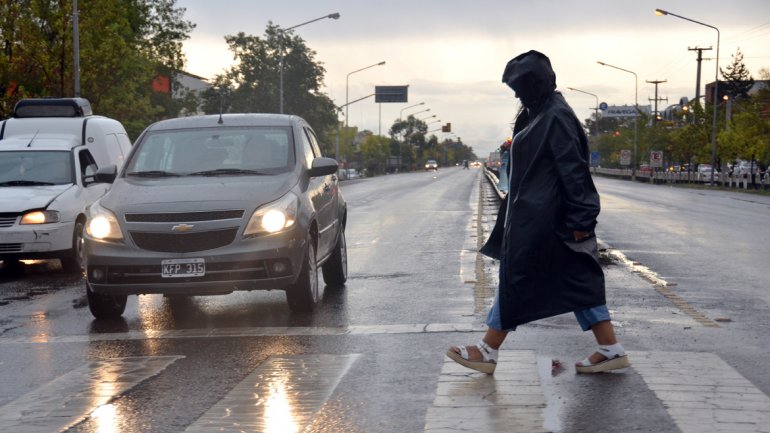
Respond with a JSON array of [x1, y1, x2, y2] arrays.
[[0, 151, 73, 186], [126, 126, 294, 177]]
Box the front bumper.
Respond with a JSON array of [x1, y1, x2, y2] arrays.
[[84, 228, 306, 296], [0, 221, 75, 259]]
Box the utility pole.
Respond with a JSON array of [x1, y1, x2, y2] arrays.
[[688, 46, 712, 104], [647, 79, 668, 124]]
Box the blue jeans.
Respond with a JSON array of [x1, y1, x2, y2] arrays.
[[486, 289, 611, 332]]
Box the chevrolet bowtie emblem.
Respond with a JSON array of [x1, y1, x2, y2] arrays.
[[172, 223, 195, 232]]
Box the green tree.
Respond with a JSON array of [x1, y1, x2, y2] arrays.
[[721, 48, 754, 99], [359, 134, 390, 174], [199, 24, 338, 139], [0, 0, 196, 138]]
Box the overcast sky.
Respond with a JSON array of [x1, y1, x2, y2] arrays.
[[176, 0, 770, 157]]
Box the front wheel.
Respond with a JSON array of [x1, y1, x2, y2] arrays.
[[322, 230, 347, 287], [286, 235, 319, 313], [61, 222, 84, 273], [87, 283, 127, 320]]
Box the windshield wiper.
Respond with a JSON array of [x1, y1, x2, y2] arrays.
[[186, 168, 271, 176], [0, 180, 56, 186], [125, 170, 182, 178]]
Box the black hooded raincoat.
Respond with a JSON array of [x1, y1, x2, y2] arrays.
[[480, 51, 605, 330]]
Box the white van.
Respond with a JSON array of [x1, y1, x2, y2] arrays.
[[0, 98, 131, 272]]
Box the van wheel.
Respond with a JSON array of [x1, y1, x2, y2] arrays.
[[87, 283, 127, 320], [322, 230, 347, 287], [286, 235, 319, 313], [61, 222, 85, 273]]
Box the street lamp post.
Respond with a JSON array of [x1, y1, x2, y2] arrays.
[[597, 61, 638, 180], [399, 102, 425, 121], [567, 87, 599, 137], [345, 61, 386, 132], [279, 12, 340, 114], [418, 114, 436, 121], [655, 8, 720, 184]]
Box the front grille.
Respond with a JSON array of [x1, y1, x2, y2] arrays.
[[97, 260, 272, 284], [130, 228, 238, 253], [0, 243, 22, 253], [0, 213, 19, 228], [125, 210, 244, 223]]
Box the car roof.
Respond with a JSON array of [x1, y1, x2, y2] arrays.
[[143, 114, 301, 132], [0, 135, 80, 151]]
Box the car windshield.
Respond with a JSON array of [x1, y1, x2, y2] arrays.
[[0, 150, 73, 186], [126, 126, 294, 177]]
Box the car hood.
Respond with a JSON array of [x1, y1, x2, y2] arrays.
[[100, 174, 298, 214], [0, 184, 72, 211]]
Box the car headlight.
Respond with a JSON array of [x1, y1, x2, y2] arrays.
[[244, 192, 298, 237], [20, 210, 60, 224], [85, 201, 123, 241]]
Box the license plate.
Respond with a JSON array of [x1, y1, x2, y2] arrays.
[[161, 258, 205, 278]]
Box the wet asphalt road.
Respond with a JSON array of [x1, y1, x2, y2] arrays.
[[0, 168, 769, 432]]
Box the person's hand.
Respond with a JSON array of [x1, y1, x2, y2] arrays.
[[573, 230, 593, 241]]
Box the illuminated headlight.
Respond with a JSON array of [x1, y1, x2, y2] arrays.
[[85, 201, 123, 241], [20, 210, 60, 224], [244, 192, 298, 237]]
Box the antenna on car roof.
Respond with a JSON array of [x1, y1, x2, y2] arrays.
[[26, 130, 40, 147]]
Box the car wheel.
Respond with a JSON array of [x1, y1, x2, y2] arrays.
[[286, 235, 319, 313], [61, 221, 85, 273], [322, 230, 347, 287], [87, 282, 127, 320]]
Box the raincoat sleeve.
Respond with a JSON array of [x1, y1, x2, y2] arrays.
[[548, 116, 599, 232]]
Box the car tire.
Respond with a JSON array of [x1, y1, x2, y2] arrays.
[[87, 282, 127, 320], [61, 221, 85, 273], [322, 230, 347, 287], [286, 235, 319, 313]]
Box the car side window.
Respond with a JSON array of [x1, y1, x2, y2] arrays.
[[299, 128, 315, 168], [78, 149, 98, 178], [304, 127, 323, 158]]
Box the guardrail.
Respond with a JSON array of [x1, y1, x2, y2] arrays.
[[592, 167, 770, 190], [484, 166, 769, 200], [483, 167, 506, 200]]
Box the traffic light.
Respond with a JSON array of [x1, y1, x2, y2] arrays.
[[441, 122, 451, 133], [613, 130, 621, 137]]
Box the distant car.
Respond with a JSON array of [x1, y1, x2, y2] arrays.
[[83, 113, 347, 319], [697, 164, 718, 182], [639, 164, 653, 175], [425, 159, 438, 171]]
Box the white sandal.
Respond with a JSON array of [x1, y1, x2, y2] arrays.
[[575, 343, 630, 373], [446, 340, 498, 374]]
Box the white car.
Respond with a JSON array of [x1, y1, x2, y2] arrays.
[[697, 164, 718, 183], [0, 98, 131, 272]]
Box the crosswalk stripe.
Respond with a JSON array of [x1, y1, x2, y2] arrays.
[[0, 323, 485, 345], [425, 350, 548, 432], [630, 351, 770, 433], [0, 355, 183, 433], [183, 353, 359, 433]]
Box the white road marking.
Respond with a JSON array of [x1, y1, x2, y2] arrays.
[[631, 351, 770, 433], [0, 355, 183, 433], [425, 350, 548, 432], [0, 323, 485, 345], [183, 354, 359, 433]]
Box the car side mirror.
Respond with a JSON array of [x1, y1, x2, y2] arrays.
[[94, 165, 117, 184], [308, 157, 338, 177]]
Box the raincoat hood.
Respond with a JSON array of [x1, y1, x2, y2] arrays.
[[502, 50, 557, 109]]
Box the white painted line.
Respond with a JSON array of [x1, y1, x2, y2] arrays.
[[0, 355, 183, 433], [183, 354, 359, 433], [425, 350, 548, 432], [0, 323, 485, 345], [631, 351, 770, 433]]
